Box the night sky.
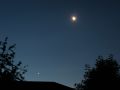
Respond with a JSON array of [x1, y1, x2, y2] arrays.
[[0, 0, 120, 87]]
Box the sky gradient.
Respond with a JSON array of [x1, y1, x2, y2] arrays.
[[0, 0, 120, 87]]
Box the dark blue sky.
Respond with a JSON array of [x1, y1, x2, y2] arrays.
[[0, 0, 120, 87]]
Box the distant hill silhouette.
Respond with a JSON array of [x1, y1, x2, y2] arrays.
[[0, 81, 75, 90]]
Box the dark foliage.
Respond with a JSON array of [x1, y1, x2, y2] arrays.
[[0, 37, 27, 81], [75, 55, 120, 90]]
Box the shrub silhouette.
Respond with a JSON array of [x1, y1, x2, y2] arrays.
[[0, 37, 27, 81], [75, 55, 120, 90]]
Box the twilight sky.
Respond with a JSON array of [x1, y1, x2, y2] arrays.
[[0, 0, 120, 87]]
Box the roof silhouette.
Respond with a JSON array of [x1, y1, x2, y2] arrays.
[[0, 81, 75, 90]]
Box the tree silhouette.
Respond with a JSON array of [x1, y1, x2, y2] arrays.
[[75, 55, 120, 90], [0, 37, 27, 81]]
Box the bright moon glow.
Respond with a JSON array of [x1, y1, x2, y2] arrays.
[[72, 16, 77, 22]]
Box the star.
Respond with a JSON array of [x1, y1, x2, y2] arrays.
[[71, 16, 77, 22], [37, 72, 40, 77]]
